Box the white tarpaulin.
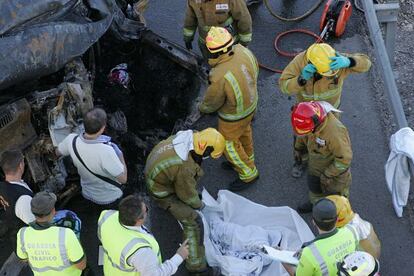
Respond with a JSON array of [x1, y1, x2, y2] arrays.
[[201, 190, 315, 276], [385, 127, 414, 217]]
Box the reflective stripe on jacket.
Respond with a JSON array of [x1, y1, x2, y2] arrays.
[[16, 225, 83, 276], [279, 51, 371, 108], [296, 225, 359, 276], [183, 0, 252, 43], [199, 44, 258, 121], [98, 210, 161, 276], [144, 136, 203, 209]]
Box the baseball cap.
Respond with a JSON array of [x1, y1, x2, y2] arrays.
[[31, 191, 57, 216], [312, 198, 337, 222]]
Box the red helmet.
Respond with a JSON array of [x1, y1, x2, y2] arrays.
[[291, 101, 326, 135]]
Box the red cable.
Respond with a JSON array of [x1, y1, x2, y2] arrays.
[[259, 29, 322, 73]]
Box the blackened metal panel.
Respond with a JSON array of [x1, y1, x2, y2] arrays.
[[0, 0, 79, 35]]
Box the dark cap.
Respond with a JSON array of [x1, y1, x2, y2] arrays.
[[31, 191, 57, 216], [312, 198, 337, 222]]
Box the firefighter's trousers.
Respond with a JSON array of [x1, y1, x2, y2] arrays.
[[219, 112, 258, 182], [154, 195, 206, 272], [307, 171, 351, 204]]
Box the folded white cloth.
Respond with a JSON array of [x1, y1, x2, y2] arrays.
[[385, 127, 414, 217], [172, 130, 194, 161]]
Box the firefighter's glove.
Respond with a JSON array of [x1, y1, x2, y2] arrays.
[[320, 173, 334, 188], [329, 53, 350, 70], [185, 41, 193, 50], [301, 64, 317, 81]]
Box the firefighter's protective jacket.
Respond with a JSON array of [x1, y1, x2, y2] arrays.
[[144, 136, 203, 209], [183, 0, 252, 44], [199, 44, 258, 121], [295, 112, 352, 177], [279, 51, 371, 108]]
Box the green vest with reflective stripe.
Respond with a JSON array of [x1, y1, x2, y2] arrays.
[[98, 210, 161, 276], [18, 226, 82, 276], [300, 225, 358, 276]]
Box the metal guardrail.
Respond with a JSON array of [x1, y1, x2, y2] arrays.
[[362, 0, 407, 129]]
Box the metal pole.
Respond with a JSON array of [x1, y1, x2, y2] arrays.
[[362, 0, 407, 129]]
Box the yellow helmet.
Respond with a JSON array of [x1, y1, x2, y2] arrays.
[[193, 128, 225, 159], [206, 27, 234, 54], [306, 43, 338, 77], [326, 195, 355, 227]]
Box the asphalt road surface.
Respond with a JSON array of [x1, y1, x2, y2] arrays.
[[145, 1, 414, 275]]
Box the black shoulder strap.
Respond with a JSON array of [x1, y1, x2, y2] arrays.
[[72, 135, 123, 190]]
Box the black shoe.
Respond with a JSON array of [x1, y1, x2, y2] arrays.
[[297, 201, 313, 214], [228, 176, 259, 192], [221, 161, 234, 171], [291, 162, 304, 178]]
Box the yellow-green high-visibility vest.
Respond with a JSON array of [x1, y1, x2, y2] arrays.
[[16, 225, 84, 276], [297, 225, 359, 276], [98, 210, 162, 276]]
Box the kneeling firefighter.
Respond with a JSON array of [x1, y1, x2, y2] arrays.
[[199, 27, 259, 192], [144, 128, 225, 274]]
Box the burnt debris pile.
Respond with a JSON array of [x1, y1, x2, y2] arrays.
[[93, 32, 203, 191]]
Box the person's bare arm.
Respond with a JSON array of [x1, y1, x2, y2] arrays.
[[116, 154, 128, 184], [73, 256, 87, 270], [282, 263, 296, 276]]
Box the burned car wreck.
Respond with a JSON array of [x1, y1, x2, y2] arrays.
[[0, 0, 207, 197], [0, 0, 208, 270]]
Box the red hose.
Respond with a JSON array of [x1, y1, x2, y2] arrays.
[[259, 29, 323, 73]]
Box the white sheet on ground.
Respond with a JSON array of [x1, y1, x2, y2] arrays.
[[201, 189, 314, 276], [385, 127, 414, 217]]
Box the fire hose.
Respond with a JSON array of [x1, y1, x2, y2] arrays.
[[259, 29, 322, 73], [263, 0, 325, 22], [260, 0, 360, 73]]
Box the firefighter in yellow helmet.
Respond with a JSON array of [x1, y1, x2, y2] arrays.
[[280, 43, 370, 178], [199, 27, 259, 191], [144, 128, 225, 274], [183, 0, 252, 59], [279, 43, 371, 108], [326, 195, 382, 259]]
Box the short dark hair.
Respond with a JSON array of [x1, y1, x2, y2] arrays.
[[313, 198, 337, 231], [0, 150, 23, 174], [118, 195, 145, 226], [83, 108, 107, 134], [314, 218, 336, 231]]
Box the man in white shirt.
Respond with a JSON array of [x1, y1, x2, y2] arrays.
[[56, 108, 127, 206], [98, 194, 189, 275], [0, 150, 35, 257]]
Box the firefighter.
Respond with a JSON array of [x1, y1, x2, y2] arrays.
[[183, 0, 252, 59], [327, 195, 381, 259], [279, 43, 371, 108], [279, 43, 370, 178], [291, 101, 352, 213], [199, 27, 259, 191], [144, 128, 225, 275]]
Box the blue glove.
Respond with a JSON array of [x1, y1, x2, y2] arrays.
[[329, 53, 350, 70], [301, 64, 317, 81]]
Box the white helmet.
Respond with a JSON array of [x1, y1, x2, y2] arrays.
[[337, 251, 380, 276]]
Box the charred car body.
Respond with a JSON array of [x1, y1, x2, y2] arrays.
[[0, 0, 207, 218]]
